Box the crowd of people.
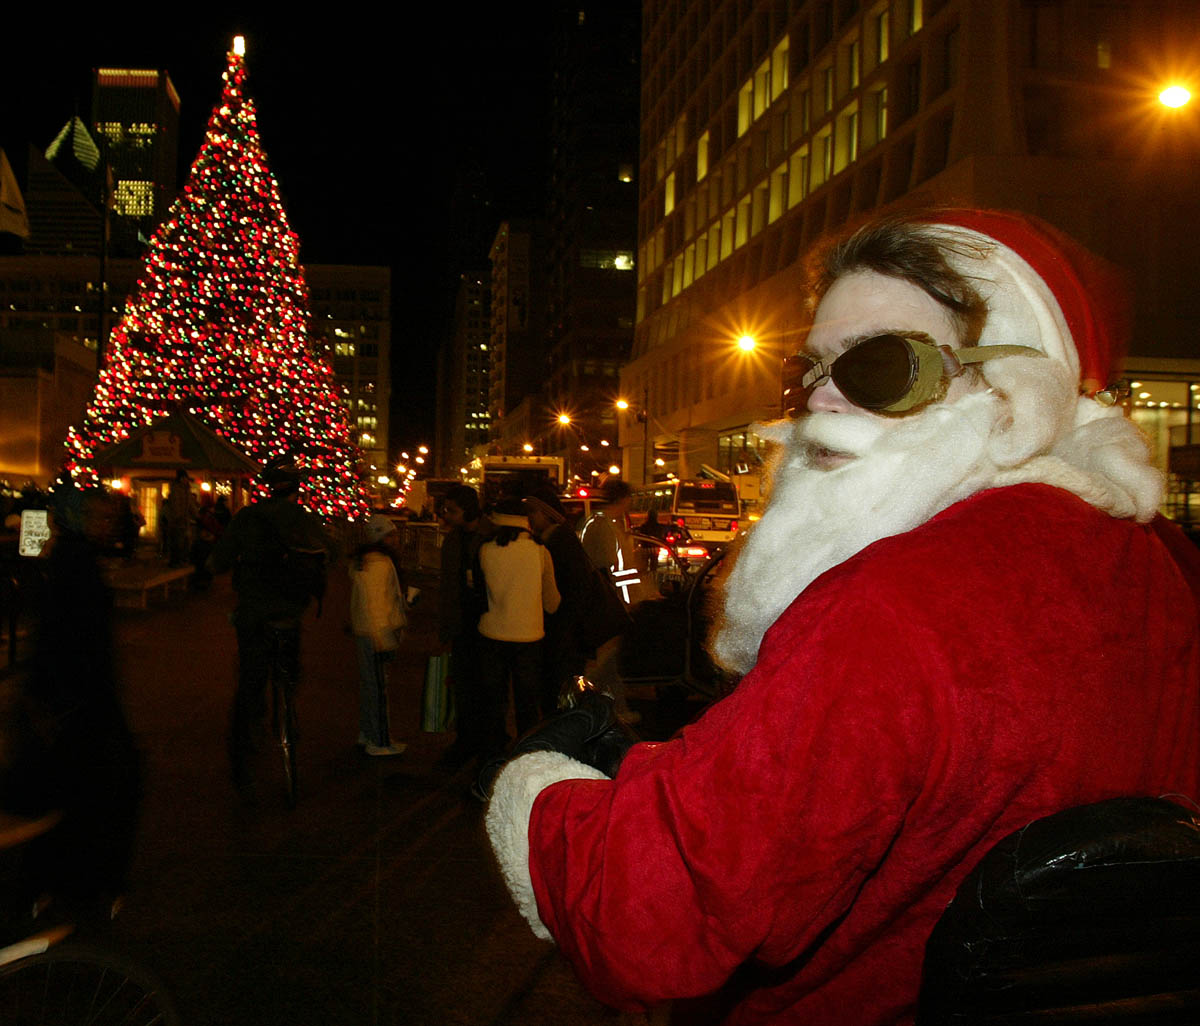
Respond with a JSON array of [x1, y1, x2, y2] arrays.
[[435, 478, 639, 776]]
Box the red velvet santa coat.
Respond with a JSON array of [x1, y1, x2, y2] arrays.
[[520, 484, 1200, 1024]]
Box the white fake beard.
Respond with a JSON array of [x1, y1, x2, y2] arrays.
[[712, 391, 1007, 675]]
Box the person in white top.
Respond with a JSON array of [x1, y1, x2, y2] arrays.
[[477, 498, 561, 756], [348, 514, 408, 757]]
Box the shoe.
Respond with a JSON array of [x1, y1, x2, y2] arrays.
[[364, 742, 407, 757]]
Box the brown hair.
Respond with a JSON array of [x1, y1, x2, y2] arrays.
[[806, 210, 989, 347]]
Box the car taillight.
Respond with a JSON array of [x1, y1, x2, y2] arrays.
[[657, 547, 670, 561], [730, 519, 739, 533], [682, 546, 708, 559], [675, 517, 686, 529]]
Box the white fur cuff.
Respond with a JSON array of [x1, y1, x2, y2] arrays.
[[486, 751, 607, 941]]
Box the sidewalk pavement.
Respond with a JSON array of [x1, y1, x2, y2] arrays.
[[86, 562, 673, 1026]]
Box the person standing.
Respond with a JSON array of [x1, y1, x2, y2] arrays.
[[208, 457, 332, 798], [524, 488, 596, 718], [165, 468, 196, 567], [348, 515, 407, 757], [476, 498, 560, 756], [435, 485, 490, 769], [2, 486, 142, 919]]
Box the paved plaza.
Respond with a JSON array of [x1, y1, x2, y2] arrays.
[[4, 561, 686, 1026]]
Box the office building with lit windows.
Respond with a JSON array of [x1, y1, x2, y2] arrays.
[[625, 0, 1200, 522], [92, 68, 180, 251], [543, 6, 641, 480], [488, 219, 547, 450], [437, 271, 492, 475], [306, 264, 392, 481]]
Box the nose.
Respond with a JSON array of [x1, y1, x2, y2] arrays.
[[807, 377, 854, 414]]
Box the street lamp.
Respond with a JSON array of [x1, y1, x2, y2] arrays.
[[616, 389, 650, 485], [1160, 84, 1192, 108]]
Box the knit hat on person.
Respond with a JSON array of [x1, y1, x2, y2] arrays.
[[365, 513, 397, 544], [921, 209, 1131, 396]]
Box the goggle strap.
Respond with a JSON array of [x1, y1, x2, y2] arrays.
[[952, 344, 1045, 366]]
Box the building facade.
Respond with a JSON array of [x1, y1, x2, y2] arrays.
[[627, 0, 1200, 519], [306, 264, 393, 482], [437, 271, 492, 476], [543, 6, 641, 486], [488, 220, 547, 451], [92, 67, 181, 250]]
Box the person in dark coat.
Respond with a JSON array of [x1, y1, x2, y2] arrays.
[[525, 488, 596, 718], [1, 485, 143, 919]]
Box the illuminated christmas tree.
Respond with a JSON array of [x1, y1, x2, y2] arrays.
[[65, 37, 368, 520]]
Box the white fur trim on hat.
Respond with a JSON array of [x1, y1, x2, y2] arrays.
[[485, 751, 607, 942], [926, 224, 1080, 381]]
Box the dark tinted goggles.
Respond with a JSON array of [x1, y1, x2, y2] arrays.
[[783, 333, 1042, 416]]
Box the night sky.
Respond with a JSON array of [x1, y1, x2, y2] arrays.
[[2, 11, 562, 450]]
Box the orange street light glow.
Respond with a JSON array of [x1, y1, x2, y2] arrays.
[[1160, 85, 1192, 107], [737, 334, 757, 352], [615, 398, 630, 410]]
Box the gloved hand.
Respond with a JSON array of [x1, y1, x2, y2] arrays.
[[473, 691, 636, 800]]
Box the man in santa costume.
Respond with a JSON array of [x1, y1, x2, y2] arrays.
[[482, 208, 1200, 1025]]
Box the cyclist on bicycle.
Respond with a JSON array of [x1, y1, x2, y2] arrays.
[[208, 457, 333, 799]]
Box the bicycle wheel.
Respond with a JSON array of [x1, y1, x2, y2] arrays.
[[278, 681, 298, 808], [0, 941, 182, 1026]]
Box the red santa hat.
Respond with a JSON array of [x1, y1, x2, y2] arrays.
[[920, 209, 1131, 396]]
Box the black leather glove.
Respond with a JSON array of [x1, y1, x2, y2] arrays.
[[473, 692, 636, 800]]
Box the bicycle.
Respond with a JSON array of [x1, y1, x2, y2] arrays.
[[265, 618, 301, 808], [0, 811, 182, 1026]]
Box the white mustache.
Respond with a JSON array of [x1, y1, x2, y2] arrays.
[[798, 412, 890, 459]]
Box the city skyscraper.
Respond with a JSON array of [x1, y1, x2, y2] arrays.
[[92, 66, 180, 251]]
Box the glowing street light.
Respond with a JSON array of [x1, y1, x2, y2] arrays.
[[1160, 84, 1192, 108], [736, 333, 757, 352], [615, 398, 630, 411], [418, 445, 429, 454], [558, 412, 572, 425], [608, 465, 621, 476], [523, 442, 534, 453]]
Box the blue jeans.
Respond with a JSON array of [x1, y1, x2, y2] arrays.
[[355, 636, 393, 747]]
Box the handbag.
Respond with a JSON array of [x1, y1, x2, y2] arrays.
[[581, 566, 634, 651], [420, 652, 456, 733]]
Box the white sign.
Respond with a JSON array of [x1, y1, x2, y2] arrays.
[[18, 509, 51, 557]]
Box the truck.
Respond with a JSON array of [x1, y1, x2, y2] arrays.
[[402, 477, 460, 517], [471, 454, 566, 508]]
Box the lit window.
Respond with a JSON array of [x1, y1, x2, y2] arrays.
[[738, 79, 754, 136], [909, 0, 923, 35], [788, 147, 810, 206], [665, 171, 676, 215], [769, 163, 787, 222], [877, 9, 891, 63], [772, 37, 790, 100], [735, 196, 751, 248], [618, 163, 634, 182], [581, 250, 635, 271], [697, 130, 710, 180], [114, 180, 154, 217], [754, 59, 771, 120]]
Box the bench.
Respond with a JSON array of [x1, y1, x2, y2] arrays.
[[105, 564, 193, 609]]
